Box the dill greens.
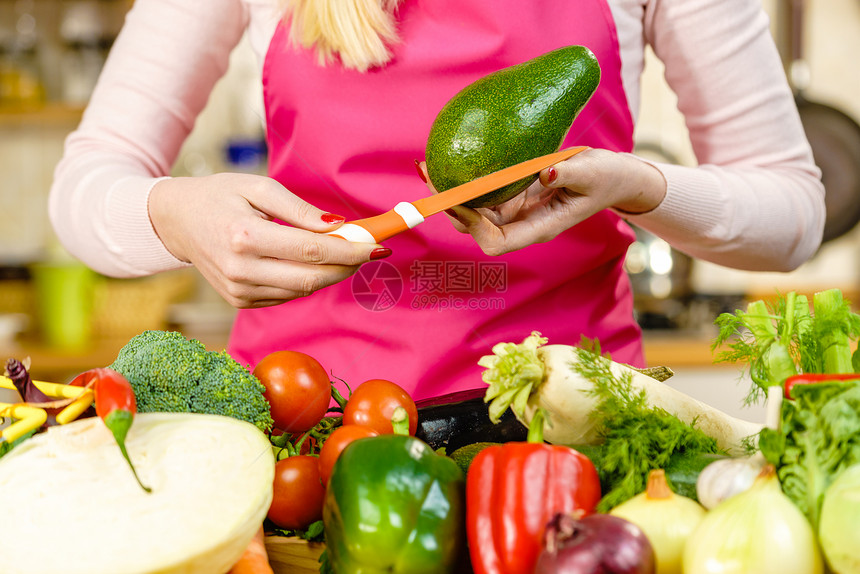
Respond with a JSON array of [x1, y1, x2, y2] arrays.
[[572, 346, 721, 511]]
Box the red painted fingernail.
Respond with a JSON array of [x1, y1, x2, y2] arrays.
[[414, 159, 428, 183], [321, 213, 346, 224], [546, 166, 558, 184], [444, 209, 459, 218], [369, 247, 392, 260]]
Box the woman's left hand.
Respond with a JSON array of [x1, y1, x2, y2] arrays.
[[419, 148, 667, 255]]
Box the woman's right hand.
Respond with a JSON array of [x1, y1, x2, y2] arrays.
[[148, 173, 388, 308]]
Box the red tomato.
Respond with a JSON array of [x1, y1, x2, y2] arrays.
[[253, 351, 331, 433], [318, 425, 378, 486], [268, 455, 325, 530], [342, 379, 418, 436]]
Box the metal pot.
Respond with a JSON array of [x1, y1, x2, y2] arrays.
[[625, 143, 696, 329], [624, 223, 694, 329], [778, 0, 860, 243]]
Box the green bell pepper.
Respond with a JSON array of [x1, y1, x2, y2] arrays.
[[322, 433, 467, 573]]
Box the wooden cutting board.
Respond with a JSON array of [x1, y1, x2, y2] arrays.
[[265, 536, 325, 573]]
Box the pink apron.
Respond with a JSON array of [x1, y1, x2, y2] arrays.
[[229, 0, 642, 401]]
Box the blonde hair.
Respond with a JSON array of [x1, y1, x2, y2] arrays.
[[282, 0, 403, 72]]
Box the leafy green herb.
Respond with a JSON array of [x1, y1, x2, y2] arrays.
[[319, 548, 334, 574], [296, 520, 325, 541], [572, 345, 721, 512], [713, 288, 860, 404], [760, 380, 860, 531]]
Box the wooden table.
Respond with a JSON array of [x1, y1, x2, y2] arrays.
[[265, 537, 325, 573]]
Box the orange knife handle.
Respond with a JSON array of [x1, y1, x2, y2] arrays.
[[327, 202, 426, 243]]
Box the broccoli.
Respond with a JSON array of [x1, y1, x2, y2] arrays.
[[109, 330, 273, 433]]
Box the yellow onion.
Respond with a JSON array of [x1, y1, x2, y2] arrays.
[[683, 464, 823, 574], [609, 469, 705, 574]]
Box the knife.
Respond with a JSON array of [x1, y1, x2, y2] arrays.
[[328, 146, 588, 243]]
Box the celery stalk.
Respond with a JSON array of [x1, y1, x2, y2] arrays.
[[813, 289, 855, 374], [743, 300, 778, 345], [794, 294, 829, 376]]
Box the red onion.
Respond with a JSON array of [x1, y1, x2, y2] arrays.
[[535, 513, 655, 574]]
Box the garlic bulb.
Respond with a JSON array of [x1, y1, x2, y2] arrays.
[[695, 452, 766, 510], [696, 386, 782, 510], [610, 469, 706, 574]]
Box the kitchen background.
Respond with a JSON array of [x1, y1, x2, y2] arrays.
[[1, 0, 858, 424]]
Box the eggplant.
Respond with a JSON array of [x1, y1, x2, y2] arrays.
[[414, 388, 528, 451]]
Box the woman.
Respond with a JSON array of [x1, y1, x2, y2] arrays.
[[49, 0, 824, 400]]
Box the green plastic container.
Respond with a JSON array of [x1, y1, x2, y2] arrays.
[[30, 262, 95, 349]]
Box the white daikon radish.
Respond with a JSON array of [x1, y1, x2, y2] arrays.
[[0, 412, 274, 574], [479, 332, 763, 455]]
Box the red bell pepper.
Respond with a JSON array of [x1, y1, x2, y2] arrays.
[[466, 412, 601, 574], [783, 373, 860, 399], [71, 368, 151, 493]]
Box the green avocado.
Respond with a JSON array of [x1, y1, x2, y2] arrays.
[[424, 45, 601, 208]]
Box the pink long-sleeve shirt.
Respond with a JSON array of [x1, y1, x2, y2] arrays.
[[49, 0, 824, 280]]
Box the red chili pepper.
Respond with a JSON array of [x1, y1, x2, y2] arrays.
[[71, 368, 151, 493], [465, 411, 601, 574], [784, 373, 860, 399]]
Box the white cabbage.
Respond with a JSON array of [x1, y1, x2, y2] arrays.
[[0, 413, 274, 574]]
